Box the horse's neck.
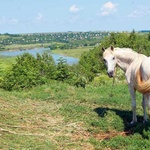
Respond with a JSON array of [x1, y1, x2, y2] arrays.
[[114, 48, 138, 72]]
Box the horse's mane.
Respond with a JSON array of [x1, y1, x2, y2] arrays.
[[114, 47, 138, 55], [114, 48, 139, 64]]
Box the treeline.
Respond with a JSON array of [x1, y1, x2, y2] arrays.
[[0, 31, 109, 50], [1, 31, 150, 90]]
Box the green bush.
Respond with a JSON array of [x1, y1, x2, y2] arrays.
[[55, 58, 87, 88], [55, 57, 70, 81], [1, 53, 56, 90], [79, 47, 104, 82], [92, 74, 112, 87], [1, 53, 88, 91]]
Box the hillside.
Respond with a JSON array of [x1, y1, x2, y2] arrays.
[[1, 80, 150, 149]]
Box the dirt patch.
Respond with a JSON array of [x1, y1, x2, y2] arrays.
[[94, 130, 132, 141]]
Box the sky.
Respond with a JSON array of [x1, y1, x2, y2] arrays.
[[0, 0, 150, 34]]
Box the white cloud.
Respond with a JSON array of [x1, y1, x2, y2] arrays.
[[69, 5, 81, 13], [129, 6, 150, 18], [35, 13, 44, 21], [100, 1, 118, 16], [0, 16, 19, 25], [9, 18, 19, 25]]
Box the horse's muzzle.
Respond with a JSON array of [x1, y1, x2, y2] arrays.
[[107, 71, 114, 78]]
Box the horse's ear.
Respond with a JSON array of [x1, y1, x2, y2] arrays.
[[102, 47, 105, 52], [110, 46, 114, 51]]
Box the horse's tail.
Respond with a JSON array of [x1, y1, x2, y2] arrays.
[[135, 69, 150, 94]]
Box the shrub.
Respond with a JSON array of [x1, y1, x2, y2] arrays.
[[55, 57, 70, 81], [92, 74, 112, 87], [55, 58, 87, 88], [1, 52, 56, 91]]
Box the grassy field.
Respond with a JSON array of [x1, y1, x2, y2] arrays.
[[1, 49, 150, 149], [3, 43, 49, 51], [1, 79, 150, 149], [51, 46, 93, 58]]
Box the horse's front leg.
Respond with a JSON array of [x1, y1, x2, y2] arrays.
[[128, 84, 137, 124]]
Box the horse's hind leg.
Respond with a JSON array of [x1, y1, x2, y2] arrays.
[[143, 94, 150, 122], [146, 94, 150, 120], [142, 95, 148, 123]]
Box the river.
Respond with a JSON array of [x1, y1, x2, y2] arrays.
[[0, 48, 79, 65]]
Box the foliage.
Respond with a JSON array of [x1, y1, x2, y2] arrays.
[[1, 53, 56, 90], [55, 57, 70, 81], [79, 46, 104, 82], [92, 74, 112, 87], [55, 58, 87, 88], [101, 30, 150, 55], [1, 53, 87, 90]]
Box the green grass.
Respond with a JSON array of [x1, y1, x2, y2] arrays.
[[1, 79, 150, 150], [51, 46, 93, 58], [2, 43, 59, 51]]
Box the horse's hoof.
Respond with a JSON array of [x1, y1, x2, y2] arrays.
[[143, 120, 150, 124], [130, 121, 137, 126], [143, 120, 147, 124]]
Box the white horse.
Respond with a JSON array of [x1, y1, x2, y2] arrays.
[[102, 46, 150, 124]]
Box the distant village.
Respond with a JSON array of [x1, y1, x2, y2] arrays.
[[0, 31, 109, 46], [0, 30, 149, 50]]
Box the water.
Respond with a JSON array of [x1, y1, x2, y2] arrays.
[[0, 48, 79, 65]]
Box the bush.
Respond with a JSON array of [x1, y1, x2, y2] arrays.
[[79, 47, 104, 82], [1, 53, 88, 91], [92, 74, 112, 87], [1, 52, 56, 90], [55, 58, 87, 88], [55, 57, 70, 81]]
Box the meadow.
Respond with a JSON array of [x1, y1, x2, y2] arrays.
[[1, 47, 150, 150], [51, 46, 92, 58]]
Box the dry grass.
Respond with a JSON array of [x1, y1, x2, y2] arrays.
[[0, 97, 94, 149]]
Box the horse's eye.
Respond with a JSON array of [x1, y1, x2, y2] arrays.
[[112, 57, 115, 60], [103, 59, 106, 63]]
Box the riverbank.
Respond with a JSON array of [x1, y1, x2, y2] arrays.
[[1, 43, 93, 59], [1, 43, 50, 51], [0, 48, 79, 65], [51, 46, 92, 58]]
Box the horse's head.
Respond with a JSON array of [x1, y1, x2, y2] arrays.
[[102, 46, 117, 78]]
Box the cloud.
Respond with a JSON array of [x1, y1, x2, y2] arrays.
[[0, 16, 19, 25], [129, 6, 150, 18], [35, 13, 45, 22], [100, 1, 118, 16], [69, 5, 82, 13]]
